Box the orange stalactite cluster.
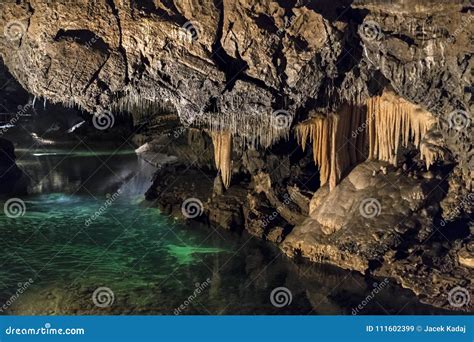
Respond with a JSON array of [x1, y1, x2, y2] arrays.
[[366, 90, 439, 169], [296, 90, 440, 191], [296, 105, 366, 190]]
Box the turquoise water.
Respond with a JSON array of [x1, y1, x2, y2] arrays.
[[0, 146, 451, 315]]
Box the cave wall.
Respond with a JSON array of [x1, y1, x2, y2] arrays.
[[0, 1, 471, 171], [0, 0, 471, 206], [0, 0, 472, 312]]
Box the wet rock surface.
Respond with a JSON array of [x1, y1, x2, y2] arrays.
[[0, 0, 472, 313], [142, 128, 472, 311], [282, 161, 445, 270], [0, 1, 471, 181]]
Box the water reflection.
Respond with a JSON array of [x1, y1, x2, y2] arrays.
[[0, 146, 452, 315]]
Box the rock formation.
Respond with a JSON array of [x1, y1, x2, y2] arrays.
[[211, 131, 232, 188], [0, 0, 472, 311]]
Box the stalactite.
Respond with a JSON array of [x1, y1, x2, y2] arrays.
[[211, 131, 232, 189], [296, 91, 439, 192], [296, 114, 330, 185], [194, 110, 293, 150], [366, 90, 439, 169], [295, 105, 366, 190]]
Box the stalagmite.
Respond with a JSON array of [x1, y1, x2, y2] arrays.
[[211, 131, 233, 189]]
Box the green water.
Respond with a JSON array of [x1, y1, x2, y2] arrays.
[[0, 146, 452, 315]]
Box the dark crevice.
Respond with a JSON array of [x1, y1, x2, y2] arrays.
[[131, 0, 188, 25], [302, 0, 360, 23], [291, 36, 309, 52], [106, 0, 129, 84], [132, 0, 156, 13], [211, 0, 249, 93], [386, 32, 417, 46], [210, 1, 281, 99], [203, 96, 219, 113], [131, 53, 151, 82], [83, 54, 111, 93], [254, 14, 279, 34], [160, 0, 189, 26], [54, 29, 110, 53]]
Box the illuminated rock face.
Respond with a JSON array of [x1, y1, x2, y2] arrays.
[[295, 91, 443, 191], [0, 1, 470, 175], [0, 1, 472, 312]]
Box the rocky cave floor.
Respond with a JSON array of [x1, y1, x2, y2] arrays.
[[138, 129, 473, 312]]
